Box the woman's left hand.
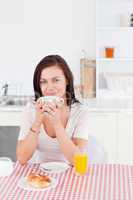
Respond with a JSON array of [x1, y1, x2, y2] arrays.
[[43, 102, 62, 127]]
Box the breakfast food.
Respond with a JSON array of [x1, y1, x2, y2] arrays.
[[26, 173, 51, 188]]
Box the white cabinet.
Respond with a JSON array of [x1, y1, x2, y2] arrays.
[[0, 110, 22, 126], [87, 112, 117, 163], [88, 111, 133, 164], [117, 112, 133, 164]]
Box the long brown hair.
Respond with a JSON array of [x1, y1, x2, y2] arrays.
[[33, 55, 79, 106]]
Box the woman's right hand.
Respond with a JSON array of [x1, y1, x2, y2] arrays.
[[34, 99, 46, 124]]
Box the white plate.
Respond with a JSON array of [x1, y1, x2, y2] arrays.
[[18, 176, 58, 191], [40, 162, 70, 174]]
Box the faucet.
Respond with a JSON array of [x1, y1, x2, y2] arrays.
[[2, 82, 9, 96]]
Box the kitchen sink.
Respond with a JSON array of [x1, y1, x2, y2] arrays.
[[0, 95, 33, 106]]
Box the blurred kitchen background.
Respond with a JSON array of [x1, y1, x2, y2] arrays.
[[0, 0, 95, 98], [1, 0, 133, 164]]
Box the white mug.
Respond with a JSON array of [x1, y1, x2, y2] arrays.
[[39, 96, 64, 106], [0, 157, 14, 177]]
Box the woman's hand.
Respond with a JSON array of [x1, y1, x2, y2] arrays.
[[34, 99, 46, 124], [43, 102, 62, 128]]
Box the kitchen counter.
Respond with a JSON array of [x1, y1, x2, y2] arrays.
[[0, 105, 24, 112], [80, 97, 133, 112], [0, 106, 25, 126]]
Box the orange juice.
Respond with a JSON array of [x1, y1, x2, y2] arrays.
[[73, 153, 88, 175]]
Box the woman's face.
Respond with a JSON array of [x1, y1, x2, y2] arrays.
[[39, 65, 67, 98]]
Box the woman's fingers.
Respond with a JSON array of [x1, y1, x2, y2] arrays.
[[45, 102, 57, 112], [43, 105, 55, 116], [35, 101, 45, 114], [35, 100, 59, 117], [37, 99, 44, 109]]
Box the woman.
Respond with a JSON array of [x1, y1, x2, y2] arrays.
[[16, 55, 89, 165]]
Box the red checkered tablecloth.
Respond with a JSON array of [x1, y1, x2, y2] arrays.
[[0, 162, 133, 200]]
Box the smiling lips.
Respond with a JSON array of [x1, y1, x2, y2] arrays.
[[45, 93, 57, 96]]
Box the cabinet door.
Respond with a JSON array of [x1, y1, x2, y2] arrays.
[[87, 112, 117, 163], [0, 111, 21, 126], [118, 113, 133, 164], [0, 126, 19, 161]]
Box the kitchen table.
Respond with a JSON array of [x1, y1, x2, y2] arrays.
[[0, 162, 133, 200]]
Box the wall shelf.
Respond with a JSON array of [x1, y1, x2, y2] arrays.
[[96, 0, 133, 95], [96, 27, 133, 31], [96, 58, 133, 62]]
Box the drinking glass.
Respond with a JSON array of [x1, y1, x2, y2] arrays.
[[105, 47, 115, 58], [73, 148, 88, 175]]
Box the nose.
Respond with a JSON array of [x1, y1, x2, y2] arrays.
[[46, 82, 54, 89], [45, 82, 56, 93]]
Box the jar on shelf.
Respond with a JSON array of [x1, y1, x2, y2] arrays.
[[105, 46, 115, 58]]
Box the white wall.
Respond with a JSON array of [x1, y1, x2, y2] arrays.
[[0, 0, 95, 95]]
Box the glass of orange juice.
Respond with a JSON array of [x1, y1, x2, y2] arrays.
[[73, 148, 88, 175]]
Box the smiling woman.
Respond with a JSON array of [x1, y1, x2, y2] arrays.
[[16, 55, 89, 165], [33, 55, 79, 106]]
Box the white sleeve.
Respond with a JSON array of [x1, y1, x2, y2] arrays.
[[72, 110, 89, 141], [18, 103, 35, 140]]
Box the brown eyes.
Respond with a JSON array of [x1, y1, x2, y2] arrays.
[[40, 80, 47, 84], [40, 79, 60, 85], [54, 79, 60, 82]]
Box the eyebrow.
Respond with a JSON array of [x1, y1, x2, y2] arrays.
[[40, 76, 62, 80]]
